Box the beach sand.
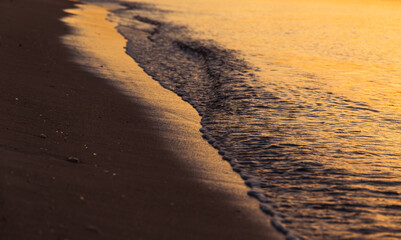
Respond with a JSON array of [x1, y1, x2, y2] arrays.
[[0, 0, 283, 239]]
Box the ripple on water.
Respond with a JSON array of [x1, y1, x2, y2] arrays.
[[108, 1, 401, 239]]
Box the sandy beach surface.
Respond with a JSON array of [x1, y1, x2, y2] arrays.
[[0, 0, 283, 239]]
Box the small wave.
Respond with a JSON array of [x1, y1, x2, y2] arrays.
[[109, 2, 401, 239]]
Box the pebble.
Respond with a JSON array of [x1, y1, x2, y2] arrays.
[[86, 225, 102, 234], [39, 133, 47, 139], [66, 156, 80, 163]]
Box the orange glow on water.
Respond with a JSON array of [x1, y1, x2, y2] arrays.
[[67, 0, 401, 238], [122, 0, 401, 238], [133, 0, 401, 114]]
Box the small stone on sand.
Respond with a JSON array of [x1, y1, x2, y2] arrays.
[[86, 225, 101, 234], [67, 156, 80, 163]]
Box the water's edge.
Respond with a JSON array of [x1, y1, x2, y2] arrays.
[[109, 2, 303, 239], [62, 1, 288, 239], [94, 0, 401, 239]]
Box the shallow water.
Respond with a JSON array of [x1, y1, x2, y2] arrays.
[[89, 0, 401, 238]]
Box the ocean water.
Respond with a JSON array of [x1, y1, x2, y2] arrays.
[[87, 0, 401, 239]]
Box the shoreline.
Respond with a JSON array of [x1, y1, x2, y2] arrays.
[[0, 0, 283, 239]]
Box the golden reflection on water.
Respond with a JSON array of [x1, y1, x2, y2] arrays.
[[136, 0, 401, 114], [120, 0, 401, 237], [132, 0, 401, 168]]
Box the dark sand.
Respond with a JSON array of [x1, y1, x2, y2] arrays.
[[0, 0, 283, 239]]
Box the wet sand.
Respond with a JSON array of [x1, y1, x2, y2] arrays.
[[0, 0, 283, 239]]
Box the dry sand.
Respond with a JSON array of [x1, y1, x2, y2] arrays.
[[0, 0, 283, 239]]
